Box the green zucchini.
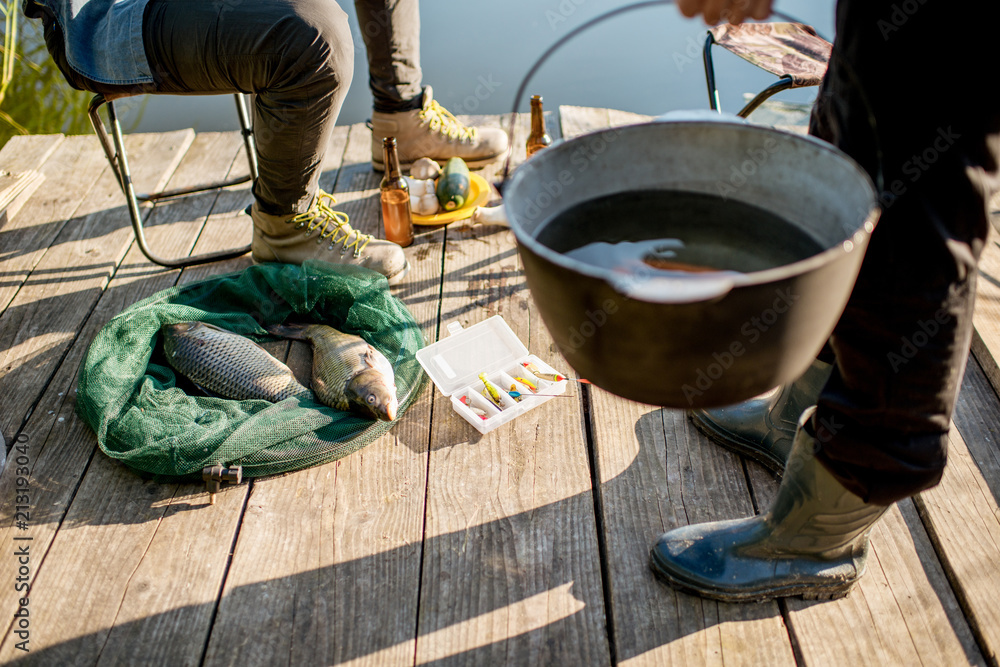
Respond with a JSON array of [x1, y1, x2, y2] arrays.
[[436, 157, 471, 211]]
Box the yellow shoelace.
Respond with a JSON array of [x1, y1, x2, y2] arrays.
[[419, 99, 478, 142], [291, 191, 372, 257]]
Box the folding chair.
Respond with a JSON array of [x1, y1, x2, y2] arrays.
[[702, 22, 832, 119], [88, 93, 259, 268]]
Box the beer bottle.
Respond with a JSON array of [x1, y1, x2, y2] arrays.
[[380, 137, 414, 247], [526, 95, 552, 158]]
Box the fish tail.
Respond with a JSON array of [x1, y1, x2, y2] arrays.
[[266, 323, 311, 341]]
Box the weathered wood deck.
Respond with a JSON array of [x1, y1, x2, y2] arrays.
[[1, 106, 999, 666]]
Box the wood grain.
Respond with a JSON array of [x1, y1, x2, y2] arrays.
[[413, 111, 610, 666], [0, 170, 44, 224], [1, 111, 998, 665], [0, 131, 193, 441], [87, 133, 260, 667], [0, 134, 61, 225], [973, 225, 1000, 397], [204, 122, 436, 666], [0, 132, 250, 665], [0, 135, 102, 315], [914, 358, 1000, 666], [559, 104, 796, 667]]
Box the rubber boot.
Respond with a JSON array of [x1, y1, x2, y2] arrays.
[[650, 408, 889, 602], [690, 359, 832, 474], [251, 190, 409, 285], [369, 86, 510, 171]]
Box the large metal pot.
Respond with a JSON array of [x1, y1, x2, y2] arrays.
[[502, 115, 880, 408]]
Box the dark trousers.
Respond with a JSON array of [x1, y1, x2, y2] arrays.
[[807, 0, 1000, 504], [40, 0, 422, 216]]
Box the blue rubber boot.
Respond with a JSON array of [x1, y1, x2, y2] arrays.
[[650, 408, 888, 602], [689, 360, 832, 474]]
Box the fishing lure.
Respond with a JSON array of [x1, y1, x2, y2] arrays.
[[459, 395, 488, 419], [512, 376, 539, 392], [521, 361, 567, 383], [479, 373, 505, 408], [508, 385, 571, 401]]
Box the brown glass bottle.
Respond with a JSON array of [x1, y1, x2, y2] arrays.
[[380, 137, 414, 247], [526, 95, 552, 158]]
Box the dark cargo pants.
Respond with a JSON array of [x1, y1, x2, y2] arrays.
[[41, 0, 422, 216], [807, 0, 1000, 504]]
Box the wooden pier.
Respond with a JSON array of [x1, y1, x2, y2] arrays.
[[1, 106, 999, 666]]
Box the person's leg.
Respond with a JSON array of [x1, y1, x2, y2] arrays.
[[692, 0, 1000, 486], [355, 0, 509, 170], [805, 0, 1000, 505], [144, 0, 353, 216], [651, 0, 1000, 601], [354, 0, 423, 112], [690, 358, 833, 474], [143, 0, 408, 282]]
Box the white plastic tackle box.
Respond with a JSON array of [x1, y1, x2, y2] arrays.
[[416, 316, 569, 434]]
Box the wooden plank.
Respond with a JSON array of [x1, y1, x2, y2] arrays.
[[0, 133, 62, 261], [0, 170, 44, 223], [607, 108, 654, 127], [0, 132, 250, 664], [0, 130, 194, 443], [412, 110, 610, 666], [95, 128, 361, 665], [87, 134, 258, 667], [559, 105, 612, 137], [913, 358, 1000, 665], [973, 215, 1000, 397], [952, 356, 1000, 508], [203, 121, 439, 666], [591, 396, 797, 666], [0, 134, 62, 224], [0, 134, 64, 175], [0, 135, 102, 315], [115, 132, 251, 269], [558, 105, 796, 666], [0, 274, 187, 660]]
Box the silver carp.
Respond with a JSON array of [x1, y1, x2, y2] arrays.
[[162, 321, 313, 403], [266, 323, 398, 422]]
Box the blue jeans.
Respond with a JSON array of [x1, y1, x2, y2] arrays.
[[40, 0, 422, 215]]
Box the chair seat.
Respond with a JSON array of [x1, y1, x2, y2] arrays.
[[709, 22, 831, 88]]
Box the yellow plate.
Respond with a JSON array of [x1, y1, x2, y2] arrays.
[[412, 173, 492, 227]]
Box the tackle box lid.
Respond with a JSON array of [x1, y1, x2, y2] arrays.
[[416, 316, 531, 396]]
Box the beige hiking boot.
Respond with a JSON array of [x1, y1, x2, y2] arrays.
[[370, 86, 510, 171], [251, 190, 409, 285]]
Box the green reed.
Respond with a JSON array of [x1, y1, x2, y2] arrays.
[[0, 7, 93, 149]]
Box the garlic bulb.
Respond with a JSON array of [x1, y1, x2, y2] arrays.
[[413, 192, 439, 215], [409, 176, 440, 215], [410, 157, 441, 180]]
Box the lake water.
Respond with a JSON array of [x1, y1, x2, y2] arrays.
[[119, 0, 835, 133]]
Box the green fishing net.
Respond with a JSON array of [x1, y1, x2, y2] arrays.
[[76, 261, 426, 480]]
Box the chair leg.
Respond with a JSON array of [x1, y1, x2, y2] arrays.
[[736, 76, 795, 118], [234, 93, 259, 182], [702, 32, 722, 112], [88, 93, 252, 268]]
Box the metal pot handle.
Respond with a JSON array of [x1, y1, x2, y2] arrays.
[[605, 271, 736, 304], [471, 203, 509, 227], [501, 2, 884, 196]]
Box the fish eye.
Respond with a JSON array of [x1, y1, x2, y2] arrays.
[[367, 395, 377, 404]]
